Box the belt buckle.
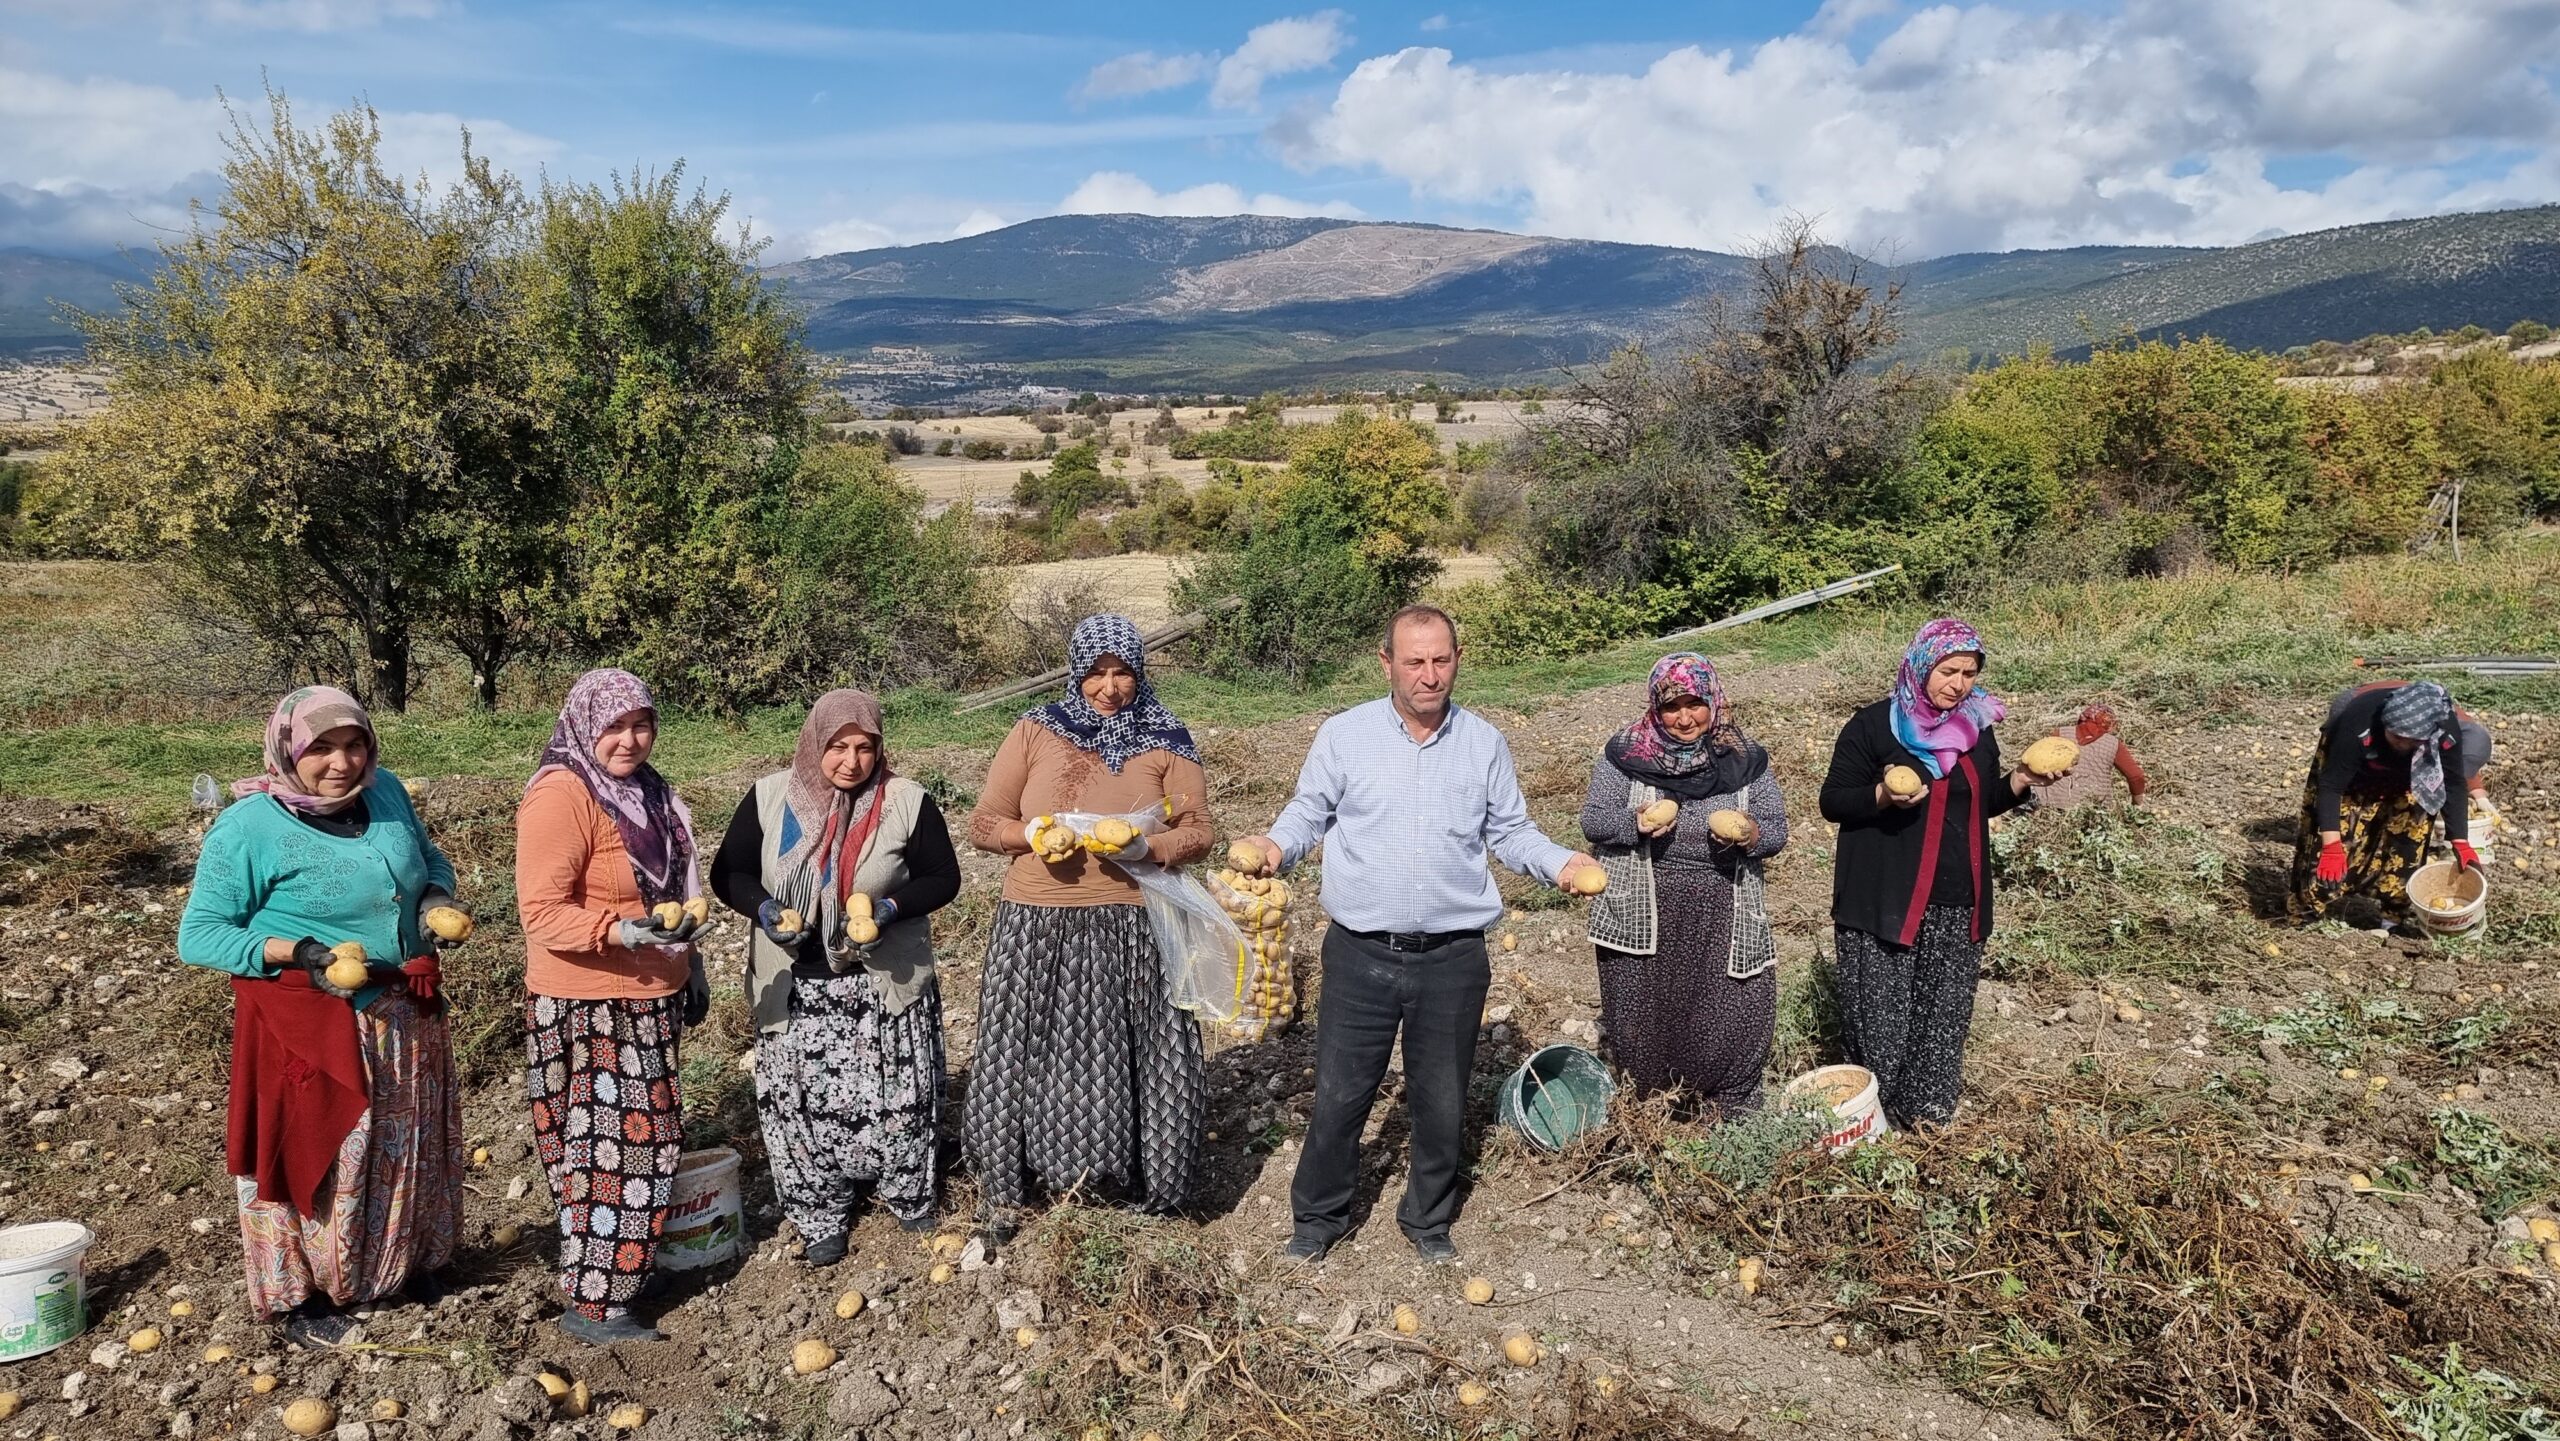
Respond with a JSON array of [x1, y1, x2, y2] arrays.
[[1387, 931, 1430, 952]]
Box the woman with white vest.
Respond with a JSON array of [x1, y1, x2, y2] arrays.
[[710, 689, 960, 1265]]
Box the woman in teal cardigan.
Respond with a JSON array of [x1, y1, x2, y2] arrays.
[[178, 686, 471, 1345]]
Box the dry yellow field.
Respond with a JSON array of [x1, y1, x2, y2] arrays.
[[992, 548, 1508, 627]]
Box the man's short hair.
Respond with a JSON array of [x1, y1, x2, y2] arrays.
[[1382, 604, 1459, 656]]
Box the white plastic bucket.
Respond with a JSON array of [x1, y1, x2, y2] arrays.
[[1785, 1065, 1890, 1154], [2410, 859, 2488, 937], [0, 1221, 94, 1360], [658, 1148, 743, 1272]]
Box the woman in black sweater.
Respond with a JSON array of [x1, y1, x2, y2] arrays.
[[1818, 620, 2060, 1129], [2288, 679, 2475, 924]]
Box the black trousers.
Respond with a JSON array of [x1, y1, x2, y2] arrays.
[[1289, 926, 1490, 1245]]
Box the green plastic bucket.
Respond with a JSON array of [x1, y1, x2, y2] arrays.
[[0, 1221, 93, 1361], [1497, 1044, 1616, 1152]]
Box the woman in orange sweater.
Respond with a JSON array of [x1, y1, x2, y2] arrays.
[[514, 669, 708, 1346], [964, 615, 1213, 1242]]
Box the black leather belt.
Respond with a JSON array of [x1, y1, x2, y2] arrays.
[[1346, 927, 1483, 954]]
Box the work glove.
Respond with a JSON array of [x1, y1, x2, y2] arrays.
[[293, 937, 360, 999], [419, 889, 473, 947], [396, 957, 442, 1003], [2315, 842, 2349, 885], [755, 898, 808, 948], [614, 916, 688, 950], [2451, 840, 2480, 873], [1024, 816, 1080, 862], [681, 962, 710, 1028]]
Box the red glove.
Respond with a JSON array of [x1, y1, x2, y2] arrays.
[[401, 953, 443, 1004], [2315, 842, 2348, 885], [2451, 841, 2480, 873]]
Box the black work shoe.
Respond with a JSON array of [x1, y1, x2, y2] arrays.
[[559, 1310, 662, 1346], [895, 1211, 940, 1234], [1279, 1235, 1330, 1265], [281, 1300, 358, 1347], [1410, 1234, 1460, 1265], [801, 1231, 850, 1267]]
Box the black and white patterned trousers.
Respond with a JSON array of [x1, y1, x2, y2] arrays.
[[754, 968, 945, 1240], [962, 901, 1205, 1219], [1833, 906, 1982, 1129]]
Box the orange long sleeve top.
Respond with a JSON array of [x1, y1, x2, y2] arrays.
[[514, 769, 690, 999], [965, 720, 1212, 907]]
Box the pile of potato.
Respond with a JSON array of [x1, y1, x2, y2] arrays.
[[1209, 864, 1295, 1039]]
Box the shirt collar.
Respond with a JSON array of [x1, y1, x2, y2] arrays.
[[1383, 694, 1462, 748]]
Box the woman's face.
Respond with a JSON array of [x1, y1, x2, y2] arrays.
[[293, 726, 372, 798], [821, 725, 879, 790], [1925, 654, 1982, 712], [592, 708, 659, 779], [1082, 654, 1138, 717], [1657, 693, 1714, 744], [2384, 730, 2421, 755]]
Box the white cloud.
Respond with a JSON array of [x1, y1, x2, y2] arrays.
[[1078, 50, 1214, 102], [1419, 13, 1450, 32], [1211, 10, 1351, 110], [9, 0, 445, 29], [778, 200, 1024, 259], [1059, 170, 1360, 219], [1810, 0, 1897, 39], [949, 208, 1008, 238], [1286, 0, 2560, 254]]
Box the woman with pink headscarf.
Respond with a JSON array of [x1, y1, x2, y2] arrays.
[[1817, 621, 2065, 1128], [514, 668, 706, 1346], [178, 686, 468, 1345]]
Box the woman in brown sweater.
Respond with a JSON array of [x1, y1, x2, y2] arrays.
[[964, 614, 1213, 1240]]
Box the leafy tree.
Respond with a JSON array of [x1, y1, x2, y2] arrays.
[[765, 443, 992, 690], [1011, 442, 1131, 536], [527, 166, 811, 708], [52, 93, 550, 710]]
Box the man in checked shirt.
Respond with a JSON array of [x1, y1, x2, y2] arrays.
[[1233, 604, 1606, 1265]]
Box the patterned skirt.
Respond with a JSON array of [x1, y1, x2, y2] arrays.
[[2288, 736, 2436, 923], [962, 901, 1205, 1218], [525, 994, 685, 1321], [235, 990, 462, 1319], [1596, 867, 1776, 1113], [755, 968, 945, 1239]]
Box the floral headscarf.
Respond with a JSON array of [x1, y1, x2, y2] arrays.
[[774, 689, 892, 912], [2379, 679, 2458, 817], [233, 685, 377, 818], [526, 669, 698, 907], [1890, 619, 2007, 779], [1603, 652, 1769, 800], [1024, 614, 1200, 774]]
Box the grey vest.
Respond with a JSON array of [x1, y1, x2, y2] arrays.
[[746, 772, 936, 1033]]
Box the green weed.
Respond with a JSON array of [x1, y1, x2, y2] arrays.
[[2431, 1108, 2557, 1219], [2383, 1344, 2560, 1441]]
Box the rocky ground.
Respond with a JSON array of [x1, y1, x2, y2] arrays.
[[3, 653, 2558, 1439]]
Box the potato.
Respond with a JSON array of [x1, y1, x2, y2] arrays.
[[280, 1398, 335, 1436], [1086, 817, 1139, 854], [1882, 765, 1924, 799], [1559, 861, 1608, 897], [1638, 798, 1679, 831], [2528, 1218, 2560, 1245], [777, 907, 804, 935], [0, 1394, 18, 1422], [2021, 736, 2080, 779], [607, 1403, 651, 1431], [1014, 1325, 1040, 1348], [423, 905, 474, 942], [846, 892, 881, 946], [373, 1398, 405, 1420], [535, 1372, 571, 1400], [493, 1222, 524, 1248], [927, 1231, 967, 1260], [1391, 1304, 1421, 1335], [1457, 1380, 1492, 1406], [169, 1300, 194, 1318], [201, 1344, 234, 1364], [1227, 838, 1270, 872], [324, 939, 369, 990], [1502, 1332, 1542, 1367], [929, 1262, 955, 1284], [834, 1289, 867, 1320], [1461, 1276, 1495, 1305], [252, 1374, 280, 1394], [1705, 809, 1754, 843], [1737, 1256, 1764, 1296], [567, 1379, 593, 1418], [792, 1338, 837, 1375], [683, 896, 710, 926], [652, 901, 686, 930], [128, 1326, 164, 1353]]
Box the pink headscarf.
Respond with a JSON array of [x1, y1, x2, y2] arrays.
[[1890, 619, 2007, 779], [232, 685, 377, 817], [525, 669, 699, 907]]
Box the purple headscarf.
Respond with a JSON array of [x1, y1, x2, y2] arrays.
[[526, 669, 698, 906], [1890, 619, 2007, 779], [1603, 651, 1768, 800], [233, 685, 378, 818]]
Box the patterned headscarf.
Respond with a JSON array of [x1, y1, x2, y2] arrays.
[[774, 689, 892, 909], [233, 685, 377, 818], [2379, 680, 2457, 817], [1890, 618, 2007, 779], [1603, 652, 1769, 800], [2074, 704, 2119, 745], [1024, 614, 1200, 774], [526, 669, 698, 906]]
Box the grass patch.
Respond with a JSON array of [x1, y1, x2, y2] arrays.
[[1987, 802, 2256, 982], [2431, 1107, 2558, 1220], [2384, 1344, 2560, 1441]]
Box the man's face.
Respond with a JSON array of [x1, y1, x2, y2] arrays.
[[1382, 617, 1460, 724]]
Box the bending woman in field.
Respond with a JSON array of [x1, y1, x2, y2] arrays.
[[711, 689, 960, 1264], [1579, 652, 1788, 1114], [963, 614, 1213, 1242], [1818, 621, 2061, 1130], [178, 686, 467, 1344], [515, 669, 708, 1345], [2289, 678, 2476, 925]]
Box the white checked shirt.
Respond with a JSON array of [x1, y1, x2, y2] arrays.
[[1266, 696, 1574, 935]]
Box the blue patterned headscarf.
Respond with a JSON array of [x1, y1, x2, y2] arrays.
[[2379, 679, 2457, 817], [1890, 618, 2007, 779], [1024, 614, 1200, 774]]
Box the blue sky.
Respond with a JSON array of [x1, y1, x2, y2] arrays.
[[5, 0, 2557, 262]]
